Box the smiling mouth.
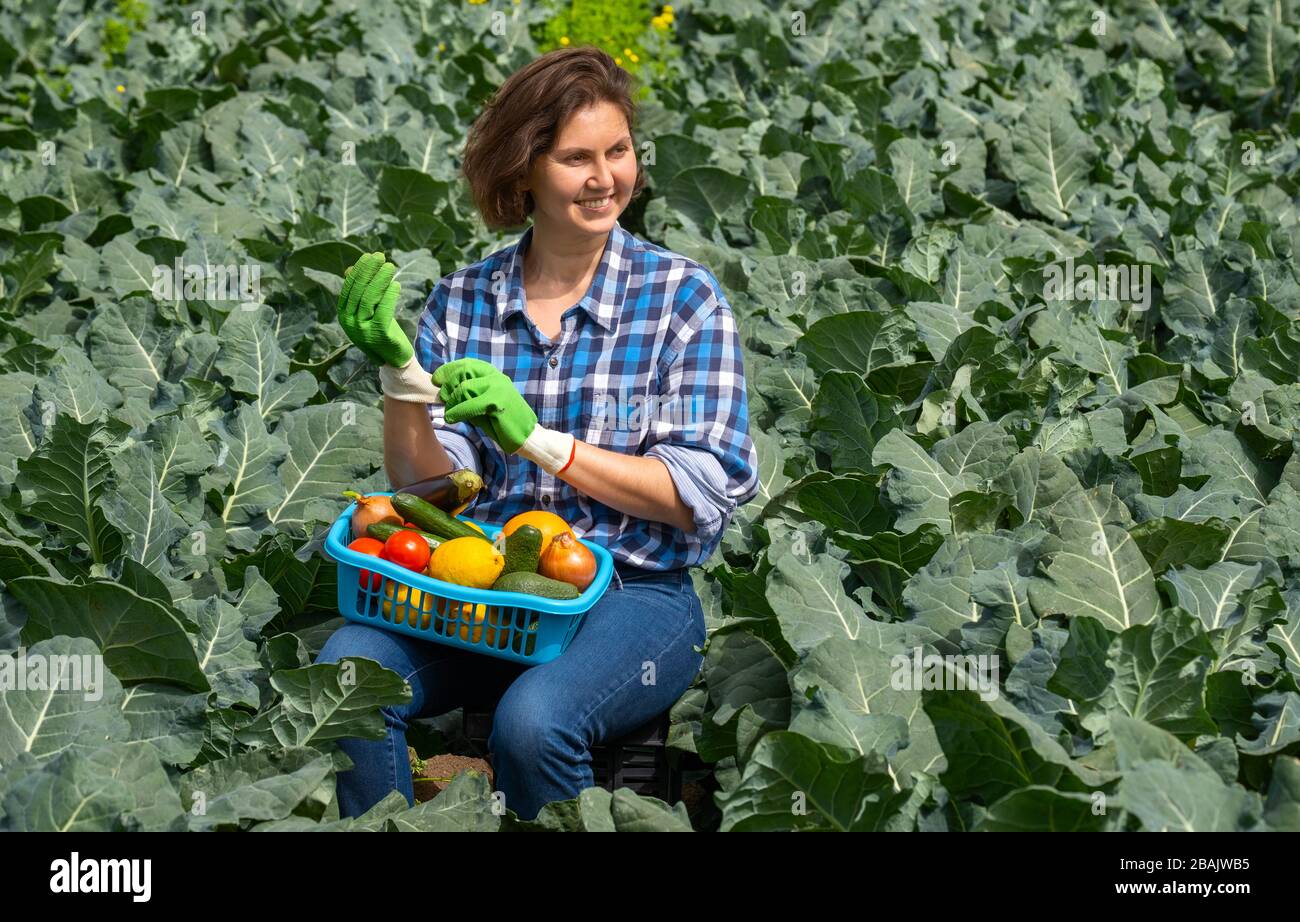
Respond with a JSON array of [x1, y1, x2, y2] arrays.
[[576, 194, 614, 209]]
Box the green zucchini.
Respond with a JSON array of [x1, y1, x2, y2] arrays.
[[491, 571, 581, 600], [366, 522, 441, 553], [502, 525, 543, 575], [391, 492, 491, 543]]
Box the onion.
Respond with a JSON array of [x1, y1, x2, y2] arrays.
[[538, 532, 597, 592], [343, 491, 403, 540]]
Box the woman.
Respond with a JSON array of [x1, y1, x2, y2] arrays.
[[319, 47, 758, 821]]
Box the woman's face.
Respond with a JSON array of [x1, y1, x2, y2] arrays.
[[523, 100, 637, 239]]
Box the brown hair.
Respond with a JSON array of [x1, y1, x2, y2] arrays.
[[460, 47, 648, 230]]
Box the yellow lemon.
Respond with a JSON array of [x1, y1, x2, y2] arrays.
[[382, 580, 434, 629], [433, 601, 505, 645], [426, 536, 504, 589]]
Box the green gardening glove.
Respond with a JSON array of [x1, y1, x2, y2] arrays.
[[433, 358, 537, 454], [336, 252, 412, 368], [430, 358, 511, 446]]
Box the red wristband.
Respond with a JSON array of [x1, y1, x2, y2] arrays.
[[556, 439, 577, 474]]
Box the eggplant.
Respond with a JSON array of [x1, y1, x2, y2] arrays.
[[395, 468, 483, 516]]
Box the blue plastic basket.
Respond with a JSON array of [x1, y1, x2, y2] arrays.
[[322, 493, 614, 665]]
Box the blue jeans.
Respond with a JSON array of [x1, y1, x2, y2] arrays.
[[315, 565, 706, 821]]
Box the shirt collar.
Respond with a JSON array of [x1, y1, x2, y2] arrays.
[[494, 220, 629, 335]]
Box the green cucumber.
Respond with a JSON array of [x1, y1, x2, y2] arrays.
[[491, 571, 581, 600], [391, 492, 490, 543], [366, 522, 441, 553], [502, 525, 543, 575]]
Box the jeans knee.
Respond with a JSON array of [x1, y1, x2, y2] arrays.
[[490, 695, 565, 762], [315, 623, 405, 670], [315, 624, 363, 665]]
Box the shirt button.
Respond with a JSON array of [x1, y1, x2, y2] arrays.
[[548, 356, 558, 368], [542, 495, 552, 506]]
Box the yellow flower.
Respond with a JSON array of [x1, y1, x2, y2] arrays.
[[629, 52, 639, 62], [663, 4, 673, 11], [559, 35, 570, 45], [615, 56, 622, 65], [437, 42, 446, 52], [623, 47, 632, 56], [115, 84, 125, 93]]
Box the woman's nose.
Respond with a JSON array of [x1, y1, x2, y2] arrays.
[[588, 157, 614, 189]]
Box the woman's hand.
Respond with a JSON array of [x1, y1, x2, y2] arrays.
[[433, 358, 537, 452], [340, 252, 441, 404], [337, 252, 411, 368], [433, 358, 575, 473]]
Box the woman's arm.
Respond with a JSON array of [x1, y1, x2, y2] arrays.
[[558, 442, 697, 534], [553, 277, 756, 541], [383, 278, 486, 491], [336, 254, 464, 490], [383, 395, 458, 489]]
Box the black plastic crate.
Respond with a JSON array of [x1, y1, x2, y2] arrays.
[[462, 708, 681, 804]]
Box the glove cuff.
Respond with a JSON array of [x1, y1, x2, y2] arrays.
[[516, 425, 576, 475], [380, 355, 441, 403]]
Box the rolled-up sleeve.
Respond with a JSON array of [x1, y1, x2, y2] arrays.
[[414, 279, 482, 477], [644, 271, 760, 564]]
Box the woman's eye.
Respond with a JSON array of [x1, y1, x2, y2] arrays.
[[568, 147, 627, 162]]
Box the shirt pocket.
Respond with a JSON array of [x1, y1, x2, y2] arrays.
[[579, 382, 649, 455]]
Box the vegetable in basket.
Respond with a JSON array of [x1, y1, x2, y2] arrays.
[[539, 532, 597, 592], [380, 529, 432, 573], [395, 468, 484, 517]]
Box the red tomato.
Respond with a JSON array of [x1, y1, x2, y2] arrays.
[[381, 529, 432, 573], [348, 537, 385, 589]]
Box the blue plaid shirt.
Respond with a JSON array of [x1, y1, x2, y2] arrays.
[[412, 221, 759, 573]]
